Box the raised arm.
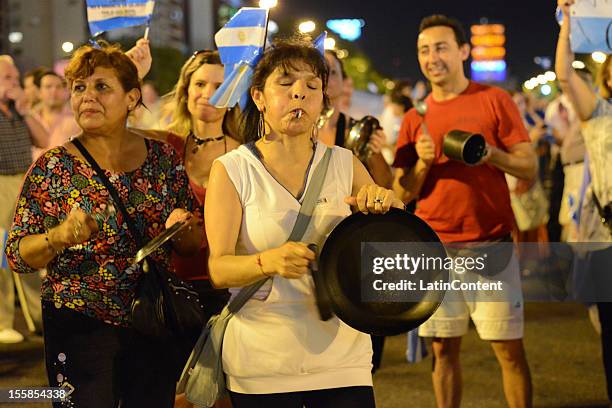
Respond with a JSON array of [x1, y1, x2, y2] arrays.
[[392, 132, 435, 204], [5, 86, 49, 148], [126, 38, 152, 80], [555, 0, 598, 120]]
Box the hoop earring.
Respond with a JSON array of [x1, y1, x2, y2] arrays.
[[310, 125, 318, 145], [257, 110, 266, 140]]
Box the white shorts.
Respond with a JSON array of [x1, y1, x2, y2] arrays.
[[418, 253, 524, 341]]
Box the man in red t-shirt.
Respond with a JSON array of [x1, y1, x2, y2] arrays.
[[392, 15, 537, 408]]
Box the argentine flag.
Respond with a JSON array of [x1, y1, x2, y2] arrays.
[[86, 0, 155, 37], [558, 0, 612, 53], [313, 31, 327, 57], [210, 7, 268, 110], [406, 328, 428, 363]]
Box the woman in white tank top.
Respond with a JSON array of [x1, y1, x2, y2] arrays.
[[205, 38, 404, 408]]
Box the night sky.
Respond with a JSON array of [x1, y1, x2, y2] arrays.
[[273, 0, 559, 83]]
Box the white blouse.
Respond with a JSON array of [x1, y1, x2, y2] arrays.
[[215, 142, 373, 394]]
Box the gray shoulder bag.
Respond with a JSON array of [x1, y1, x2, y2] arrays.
[[177, 147, 333, 407]]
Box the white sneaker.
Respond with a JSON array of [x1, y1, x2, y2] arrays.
[[0, 328, 25, 343]]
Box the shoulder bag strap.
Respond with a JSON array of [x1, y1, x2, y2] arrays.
[[72, 138, 145, 247]]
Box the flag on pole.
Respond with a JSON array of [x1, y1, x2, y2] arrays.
[[86, 0, 156, 37], [210, 7, 268, 110], [557, 0, 612, 53], [313, 31, 327, 57], [209, 64, 254, 111], [405, 328, 428, 363]]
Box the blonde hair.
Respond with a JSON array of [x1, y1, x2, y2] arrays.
[[166, 50, 222, 137], [597, 54, 612, 99]]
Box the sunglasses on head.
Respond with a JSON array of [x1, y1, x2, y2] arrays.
[[188, 49, 215, 61]]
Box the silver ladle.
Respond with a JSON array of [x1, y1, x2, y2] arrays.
[[414, 100, 429, 135]]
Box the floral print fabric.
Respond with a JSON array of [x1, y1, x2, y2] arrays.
[[5, 139, 194, 326]]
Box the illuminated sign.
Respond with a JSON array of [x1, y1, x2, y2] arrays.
[[326, 19, 364, 41], [471, 60, 507, 72], [471, 46, 506, 61], [470, 23, 506, 81]]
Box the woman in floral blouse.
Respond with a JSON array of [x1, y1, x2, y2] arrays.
[[5, 40, 202, 407]]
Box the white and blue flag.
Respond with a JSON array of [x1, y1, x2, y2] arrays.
[[313, 31, 327, 57], [209, 63, 255, 111], [210, 7, 268, 110], [86, 0, 156, 37], [406, 328, 428, 363], [558, 0, 612, 53]]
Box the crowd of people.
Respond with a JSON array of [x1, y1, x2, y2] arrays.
[[0, 0, 610, 406]]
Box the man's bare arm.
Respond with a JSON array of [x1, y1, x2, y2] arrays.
[[392, 159, 430, 204]]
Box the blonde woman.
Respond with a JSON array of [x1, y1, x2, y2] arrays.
[[138, 50, 241, 408], [159, 49, 242, 328]]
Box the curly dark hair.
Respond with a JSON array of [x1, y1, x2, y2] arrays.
[[64, 40, 142, 108], [241, 37, 329, 143]]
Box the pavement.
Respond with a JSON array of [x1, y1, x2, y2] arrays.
[[0, 303, 610, 408]]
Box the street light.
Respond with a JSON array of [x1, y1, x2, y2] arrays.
[[336, 49, 349, 59], [572, 60, 586, 69], [592, 51, 606, 64], [259, 0, 277, 9], [524, 80, 536, 90], [268, 20, 279, 34], [384, 79, 395, 91], [324, 37, 336, 50], [298, 20, 316, 34], [62, 42, 74, 53], [8, 32, 23, 44]]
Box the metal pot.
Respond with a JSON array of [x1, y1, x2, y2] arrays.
[[443, 130, 487, 165], [344, 116, 381, 162]]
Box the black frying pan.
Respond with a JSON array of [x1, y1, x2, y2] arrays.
[[314, 208, 448, 336]]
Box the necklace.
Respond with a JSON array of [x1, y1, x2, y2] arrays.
[[190, 133, 225, 153]]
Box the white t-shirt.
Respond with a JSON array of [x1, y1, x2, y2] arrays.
[[215, 142, 373, 394]]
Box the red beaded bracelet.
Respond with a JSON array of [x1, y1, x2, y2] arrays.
[[256, 253, 270, 277]]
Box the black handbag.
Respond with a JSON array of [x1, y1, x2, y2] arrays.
[[72, 138, 206, 338]]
